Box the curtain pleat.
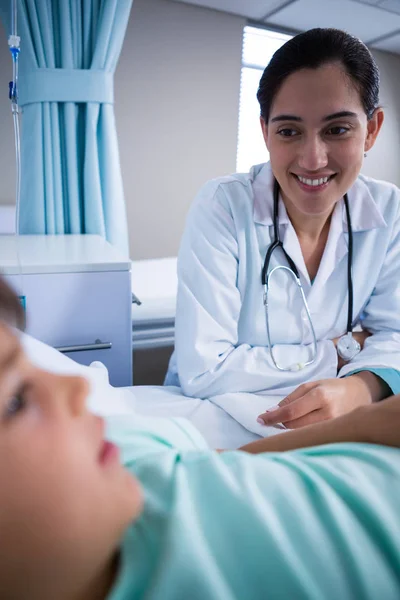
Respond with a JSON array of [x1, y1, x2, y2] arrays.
[[0, 0, 133, 254]]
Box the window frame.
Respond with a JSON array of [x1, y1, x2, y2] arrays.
[[236, 24, 293, 173]]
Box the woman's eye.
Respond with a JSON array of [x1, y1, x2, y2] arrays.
[[326, 126, 349, 136], [277, 128, 298, 138], [4, 393, 26, 419]]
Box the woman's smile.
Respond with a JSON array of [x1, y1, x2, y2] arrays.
[[292, 172, 337, 193]]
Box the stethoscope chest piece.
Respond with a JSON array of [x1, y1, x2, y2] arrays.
[[336, 332, 361, 361]]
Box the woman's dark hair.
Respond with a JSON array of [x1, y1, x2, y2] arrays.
[[0, 276, 24, 329], [257, 28, 380, 121]]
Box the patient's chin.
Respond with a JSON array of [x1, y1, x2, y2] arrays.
[[121, 469, 144, 524]]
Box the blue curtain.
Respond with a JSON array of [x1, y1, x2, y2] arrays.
[[0, 0, 133, 255]]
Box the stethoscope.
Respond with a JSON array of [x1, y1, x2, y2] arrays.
[[261, 179, 360, 372]]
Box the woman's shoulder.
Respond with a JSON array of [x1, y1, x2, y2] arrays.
[[355, 173, 400, 222], [358, 173, 400, 203], [196, 163, 268, 201], [191, 163, 271, 218]]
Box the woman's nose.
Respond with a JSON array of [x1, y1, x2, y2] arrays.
[[298, 136, 328, 171]]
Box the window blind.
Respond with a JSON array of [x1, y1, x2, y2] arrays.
[[236, 26, 292, 172]]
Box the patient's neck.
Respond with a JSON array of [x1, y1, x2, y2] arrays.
[[75, 553, 119, 600], [27, 552, 119, 600]]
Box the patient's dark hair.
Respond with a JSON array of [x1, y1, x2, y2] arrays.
[[0, 276, 24, 329], [257, 28, 380, 121]]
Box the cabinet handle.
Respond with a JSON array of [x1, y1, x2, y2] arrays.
[[132, 292, 142, 305], [56, 339, 112, 353]]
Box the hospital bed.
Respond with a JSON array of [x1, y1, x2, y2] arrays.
[[131, 257, 177, 350], [21, 331, 261, 449]]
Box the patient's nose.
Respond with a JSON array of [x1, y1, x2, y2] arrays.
[[55, 374, 89, 417]]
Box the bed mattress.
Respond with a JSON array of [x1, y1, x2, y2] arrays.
[[131, 257, 177, 349]]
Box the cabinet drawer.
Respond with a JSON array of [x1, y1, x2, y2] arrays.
[[5, 270, 132, 386]]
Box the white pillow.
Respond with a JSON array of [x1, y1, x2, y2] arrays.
[[19, 332, 135, 416]]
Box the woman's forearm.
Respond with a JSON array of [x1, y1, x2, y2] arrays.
[[240, 405, 373, 453]]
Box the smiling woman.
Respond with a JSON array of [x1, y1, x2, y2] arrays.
[[257, 30, 383, 234], [165, 28, 400, 436]]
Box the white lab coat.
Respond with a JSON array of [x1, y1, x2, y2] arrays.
[[166, 162, 400, 400]]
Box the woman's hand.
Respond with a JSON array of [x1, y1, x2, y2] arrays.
[[257, 372, 386, 429], [243, 394, 400, 454]]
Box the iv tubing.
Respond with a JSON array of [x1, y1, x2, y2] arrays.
[[11, 0, 17, 36], [12, 100, 21, 234], [8, 0, 21, 234]]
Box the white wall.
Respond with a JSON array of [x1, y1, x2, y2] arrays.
[[1, 5, 400, 259], [362, 49, 400, 187], [116, 0, 244, 259]]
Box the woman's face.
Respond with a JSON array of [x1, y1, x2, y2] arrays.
[[261, 62, 384, 223], [0, 322, 142, 599]]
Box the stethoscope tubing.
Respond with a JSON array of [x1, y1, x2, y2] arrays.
[[264, 265, 318, 371], [262, 179, 354, 371]]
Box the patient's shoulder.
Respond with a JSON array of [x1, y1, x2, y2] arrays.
[[106, 411, 208, 465]]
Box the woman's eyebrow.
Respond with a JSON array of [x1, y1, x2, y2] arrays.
[[323, 110, 358, 121], [270, 111, 359, 123], [270, 114, 301, 123]]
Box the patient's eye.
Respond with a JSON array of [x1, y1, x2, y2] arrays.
[[4, 391, 27, 420]]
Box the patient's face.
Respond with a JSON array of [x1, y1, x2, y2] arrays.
[[0, 322, 142, 598]]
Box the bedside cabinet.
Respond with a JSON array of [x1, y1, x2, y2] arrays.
[[1, 235, 132, 387]]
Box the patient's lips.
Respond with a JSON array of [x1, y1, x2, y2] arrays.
[[99, 439, 120, 466], [95, 415, 120, 466]]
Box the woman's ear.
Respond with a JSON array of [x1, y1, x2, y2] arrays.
[[260, 117, 269, 151], [364, 108, 384, 152]]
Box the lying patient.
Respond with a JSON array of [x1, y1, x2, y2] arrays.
[[0, 278, 399, 600]]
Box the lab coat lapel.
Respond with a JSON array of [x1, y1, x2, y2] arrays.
[[307, 176, 387, 306], [253, 163, 279, 225], [281, 218, 310, 283], [345, 175, 387, 232], [308, 200, 347, 305]]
